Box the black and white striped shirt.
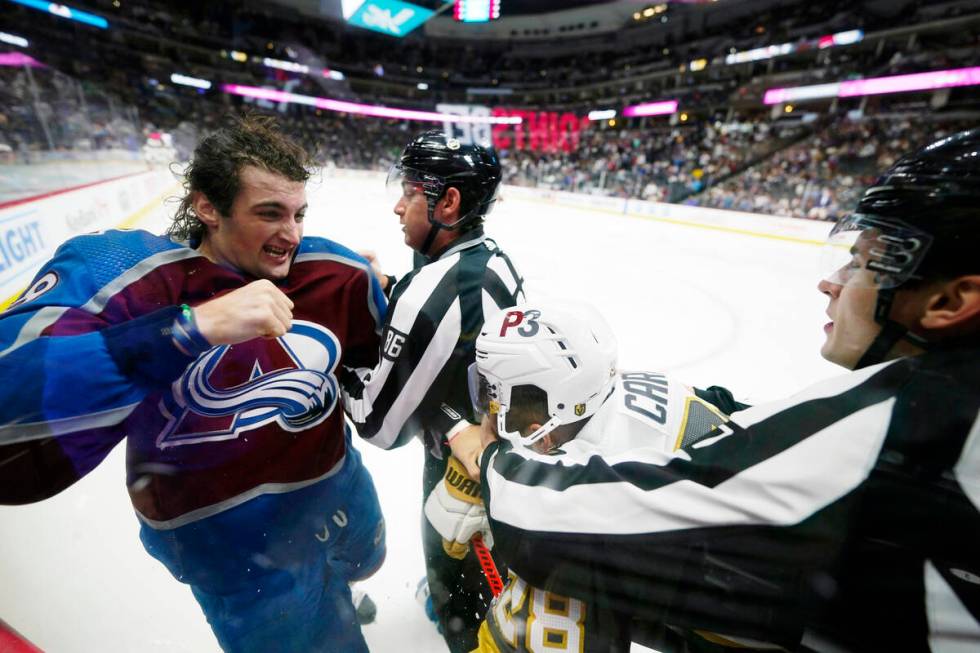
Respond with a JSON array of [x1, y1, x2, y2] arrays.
[[343, 229, 524, 452], [481, 347, 980, 652]]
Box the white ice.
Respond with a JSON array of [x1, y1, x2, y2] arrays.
[[0, 172, 841, 652]]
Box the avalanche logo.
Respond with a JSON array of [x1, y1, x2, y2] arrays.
[[156, 321, 341, 448]]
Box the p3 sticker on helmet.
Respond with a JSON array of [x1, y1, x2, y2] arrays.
[[499, 309, 540, 337]]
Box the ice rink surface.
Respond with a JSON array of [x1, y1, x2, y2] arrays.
[[0, 172, 842, 652]]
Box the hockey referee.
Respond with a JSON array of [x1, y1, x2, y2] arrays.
[[476, 129, 980, 652], [341, 130, 524, 653]]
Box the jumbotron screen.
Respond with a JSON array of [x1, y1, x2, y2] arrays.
[[454, 0, 501, 22]]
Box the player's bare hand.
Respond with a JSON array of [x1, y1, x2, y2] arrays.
[[194, 279, 294, 345], [449, 423, 484, 478], [358, 250, 389, 290]]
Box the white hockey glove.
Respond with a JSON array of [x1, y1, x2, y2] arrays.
[[424, 456, 493, 559]]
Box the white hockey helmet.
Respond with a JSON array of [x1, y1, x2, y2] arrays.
[[469, 300, 618, 449]]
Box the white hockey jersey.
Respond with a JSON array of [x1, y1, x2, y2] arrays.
[[567, 370, 727, 457], [475, 370, 728, 653]]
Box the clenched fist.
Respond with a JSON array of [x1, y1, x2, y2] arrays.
[[424, 456, 493, 559], [194, 279, 294, 345]]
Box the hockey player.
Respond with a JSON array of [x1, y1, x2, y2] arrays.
[[341, 130, 524, 652], [474, 130, 980, 651], [428, 301, 733, 652], [0, 115, 387, 653]]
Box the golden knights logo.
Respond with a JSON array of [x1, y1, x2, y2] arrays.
[[574, 403, 586, 417], [156, 321, 341, 448]]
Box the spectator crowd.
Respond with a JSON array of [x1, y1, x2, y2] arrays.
[[1, 51, 974, 222]]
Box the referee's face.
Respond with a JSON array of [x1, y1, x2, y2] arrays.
[[818, 273, 881, 369], [394, 186, 461, 254], [395, 186, 431, 252]]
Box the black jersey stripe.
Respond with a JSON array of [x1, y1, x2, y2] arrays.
[[359, 260, 461, 445], [483, 268, 519, 311], [490, 359, 914, 493]]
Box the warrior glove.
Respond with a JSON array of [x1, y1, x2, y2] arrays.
[[424, 456, 493, 559]]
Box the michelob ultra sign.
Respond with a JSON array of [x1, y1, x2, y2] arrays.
[[344, 0, 435, 37]]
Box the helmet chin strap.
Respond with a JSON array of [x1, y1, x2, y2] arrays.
[[419, 202, 456, 256], [855, 287, 931, 369], [496, 408, 562, 449], [418, 198, 481, 256]]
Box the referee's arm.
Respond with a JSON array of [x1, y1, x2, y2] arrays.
[[340, 287, 463, 450]]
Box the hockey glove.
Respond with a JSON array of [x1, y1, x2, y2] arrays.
[[424, 455, 493, 559]]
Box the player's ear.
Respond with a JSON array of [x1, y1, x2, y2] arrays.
[[919, 275, 980, 333], [439, 187, 462, 218], [192, 191, 221, 229], [524, 423, 543, 435], [525, 422, 547, 449]]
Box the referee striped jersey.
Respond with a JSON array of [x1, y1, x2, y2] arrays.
[[481, 347, 980, 652], [343, 228, 524, 451]]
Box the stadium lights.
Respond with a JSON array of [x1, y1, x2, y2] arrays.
[[821, 29, 863, 48], [726, 29, 863, 65], [622, 100, 678, 117], [635, 4, 667, 21], [764, 82, 840, 104], [587, 109, 617, 121], [219, 50, 249, 63], [0, 31, 28, 48], [726, 43, 792, 65], [262, 57, 309, 74], [220, 49, 346, 80], [6, 0, 108, 29], [221, 84, 523, 124], [764, 66, 980, 105], [417, 82, 429, 90], [0, 52, 42, 67], [170, 73, 212, 90]]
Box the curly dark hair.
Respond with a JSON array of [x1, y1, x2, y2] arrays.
[[168, 113, 315, 242]]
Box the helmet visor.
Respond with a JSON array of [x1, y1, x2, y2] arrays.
[[479, 181, 500, 218], [385, 164, 423, 204], [819, 213, 933, 289], [385, 164, 445, 205]]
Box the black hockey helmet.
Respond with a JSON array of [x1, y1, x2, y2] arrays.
[[387, 130, 501, 254], [857, 128, 979, 278], [820, 128, 980, 367]]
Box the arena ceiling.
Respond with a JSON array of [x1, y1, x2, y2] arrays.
[[261, 0, 927, 44], [251, 0, 920, 34], [265, 0, 751, 41], [419, 0, 617, 14], [267, 0, 660, 24]]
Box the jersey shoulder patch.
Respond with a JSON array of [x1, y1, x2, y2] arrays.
[[615, 371, 728, 451]]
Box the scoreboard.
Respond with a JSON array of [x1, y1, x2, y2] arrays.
[[453, 0, 501, 23]]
